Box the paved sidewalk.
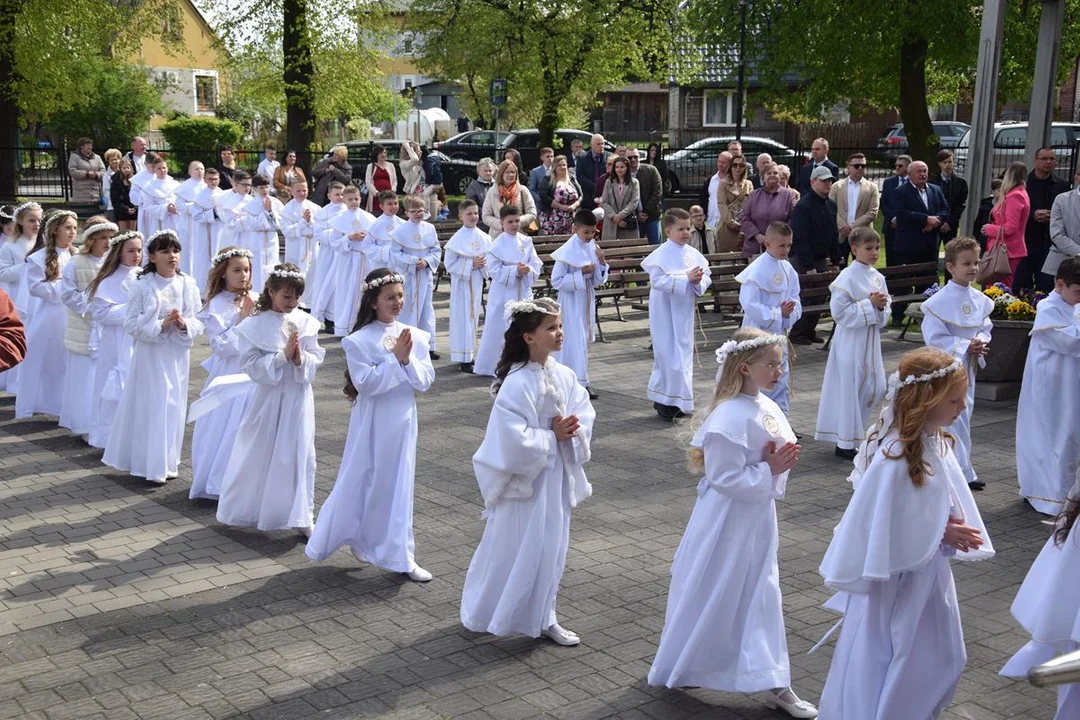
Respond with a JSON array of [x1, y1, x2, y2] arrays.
[[0, 292, 1060, 719]]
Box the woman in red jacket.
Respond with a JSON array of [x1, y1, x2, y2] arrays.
[[982, 161, 1031, 288]]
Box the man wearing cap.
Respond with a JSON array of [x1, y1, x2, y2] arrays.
[[788, 165, 838, 344]]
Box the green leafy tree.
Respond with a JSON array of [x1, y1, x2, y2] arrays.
[[49, 58, 164, 150]]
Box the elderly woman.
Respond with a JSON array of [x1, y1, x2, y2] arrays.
[[68, 137, 106, 204], [481, 160, 537, 237], [715, 154, 754, 252], [273, 150, 307, 202], [538, 155, 582, 235], [364, 145, 398, 211], [600, 156, 641, 240], [739, 162, 799, 257], [466, 158, 496, 208], [102, 148, 122, 214], [312, 145, 353, 205], [777, 164, 799, 201]]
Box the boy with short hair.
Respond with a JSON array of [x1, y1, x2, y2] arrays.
[[688, 204, 714, 254], [309, 181, 347, 322], [1016, 256, 1080, 514], [814, 227, 890, 458], [473, 205, 543, 377], [328, 185, 376, 335], [920, 236, 993, 489], [238, 174, 283, 290], [391, 195, 442, 359], [736, 221, 801, 413], [643, 207, 712, 421], [363, 191, 404, 270], [551, 209, 609, 399], [191, 167, 224, 286], [444, 199, 492, 372], [279, 179, 321, 289]]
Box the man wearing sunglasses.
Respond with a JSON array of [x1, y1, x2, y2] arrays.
[[829, 153, 880, 267]]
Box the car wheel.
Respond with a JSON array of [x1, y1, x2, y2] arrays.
[[456, 172, 476, 195]]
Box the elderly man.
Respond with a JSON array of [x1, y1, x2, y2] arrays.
[[796, 137, 838, 195], [892, 159, 950, 323], [751, 152, 773, 189], [568, 137, 585, 175], [628, 148, 664, 244], [124, 136, 148, 174], [1046, 167, 1080, 279], [829, 152, 879, 267], [789, 166, 838, 344], [577, 134, 610, 211], [698, 151, 733, 230]]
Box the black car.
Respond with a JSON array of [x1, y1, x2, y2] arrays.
[[436, 128, 615, 173], [434, 130, 510, 160], [500, 129, 615, 171]]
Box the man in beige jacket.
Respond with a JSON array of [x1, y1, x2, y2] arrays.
[[829, 152, 879, 266]]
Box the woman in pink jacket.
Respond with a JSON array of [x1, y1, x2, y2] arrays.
[[981, 161, 1031, 288]]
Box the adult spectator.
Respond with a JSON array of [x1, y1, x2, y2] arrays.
[[0, 288, 25, 373], [893, 160, 950, 324], [124, 136, 148, 174], [1016, 147, 1069, 292], [880, 154, 911, 270], [727, 140, 743, 158], [363, 146, 397, 212], [311, 146, 352, 205], [576, 134, 611, 211], [796, 137, 838, 195], [421, 145, 444, 218], [502, 149, 524, 179], [829, 152, 880, 266], [568, 138, 585, 175], [102, 148, 122, 214], [929, 149, 968, 246], [401, 141, 423, 195], [481, 160, 537, 237], [698, 152, 733, 229], [777, 164, 798, 200], [646, 142, 666, 183], [614, 144, 628, 157], [739, 162, 798, 257], [528, 147, 555, 207], [973, 179, 1002, 251], [594, 155, 617, 209], [1046, 166, 1080, 277], [257, 146, 279, 183], [715, 154, 754, 252], [217, 146, 237, 190], [273, 150, 307, 203], [110, 159, 137, 231], [600, 156, 640, 240], [68, 137, 106, 204], [538, 155, 582, 235], [750, 152, 772, 189], [627, 148, 663, 244], [457, 114, 469, 133], [981, 161, 1031, 290], [466, 158, 495, 208], [789, 166, 838, 344]]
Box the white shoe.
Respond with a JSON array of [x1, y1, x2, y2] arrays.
[[146, 477, 167, 485], [406, 565, 432, 582], [763, 688, 817, 719], [541, 623, 580, 646]]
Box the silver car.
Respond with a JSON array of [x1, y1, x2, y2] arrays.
[[664, 136, 809, 193], [954, 122, 1080, 182]]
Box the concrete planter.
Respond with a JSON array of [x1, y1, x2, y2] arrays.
[[976, 319, 1032, 384]]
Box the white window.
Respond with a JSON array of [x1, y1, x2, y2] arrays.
[[703, 89, 741, 127]]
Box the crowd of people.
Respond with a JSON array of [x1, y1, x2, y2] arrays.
[[0, 128, 1069, 719]]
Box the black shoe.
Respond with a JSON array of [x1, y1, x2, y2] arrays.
[[429, 351, 440, 360], [587, 388, 599, 400], [672, 409, 688, 419], [968, 480, 985, 491], [790, 336, 813, 346], [323, 320, 334, 334], [811, 334, 825, 344], [794, 432, 803, 442], [654, 402, 676, 421], [834, 446, 858, 460], [459, 362, 474, 374]]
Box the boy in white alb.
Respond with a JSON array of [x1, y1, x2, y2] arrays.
[[644, 208, 712, 421], [279, 179, 320, 291], [174, 161, 205, 282], [736, 221, 801, 413], [129, 154, 156, 238], [214, 169, 251, 255], [921, 237, 993, 489], [814, 227, 889, 459], [1016, 257, 1080, 515], [390, 195, 442, 359], [308, 182, 347, 325], [363, 191, 404, 271], [238, 175, 283, 291], [328, 186, 376, 335], [191, 168, 224, 287], [443, 199, 491, 373], [551, 209, 608, 399]]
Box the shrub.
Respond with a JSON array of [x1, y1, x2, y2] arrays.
[[160, 117, 244, 170]]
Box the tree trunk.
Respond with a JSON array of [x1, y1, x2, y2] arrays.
[[898, 34, 937, 166], [0, 0, 22, 201], [537, 47, 558, 149], [283, 0, 316, 176]]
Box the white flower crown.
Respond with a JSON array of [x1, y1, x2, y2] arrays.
[[109, 231, 142, 248], [887, 359, 965, 397], [363, 273, 405, 292], [270, 268, 305, 280], [146, 229, 179, 245], [43, 210, 77, 237], [81, 221, 118, 243], [212, 247, 253, 266], [714, 334, 787, 368], [503, 298, 561, 323], [0, 207, 13, 222], [13, 201, 41, 219]]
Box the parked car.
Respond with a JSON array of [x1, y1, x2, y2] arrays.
[[435, 128, 615, 173], [954, 121, 1080, 182], [875, 121, 971, 160], [434, 130, 510, 160], [663, 136, 809, 194], [500, 129, 615, 171]]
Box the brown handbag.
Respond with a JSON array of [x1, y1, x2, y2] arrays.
[[976, 226, 1011, 285]]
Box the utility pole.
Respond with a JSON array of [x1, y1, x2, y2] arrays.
[[1023, 0, 1065, 167], [963, 0, 1007, 234], [734, 0, 747, 141]]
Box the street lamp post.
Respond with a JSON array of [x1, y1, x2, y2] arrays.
[[734, 0, 747, 141]]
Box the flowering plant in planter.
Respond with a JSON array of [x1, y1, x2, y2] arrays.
[[981, 282, 1042, 321]]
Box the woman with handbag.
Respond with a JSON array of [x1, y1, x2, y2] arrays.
[[600, 156, 640, 240], [715, 155, 754, 253], [981, 162, 1031, 288], [481, 160, 537, 238]]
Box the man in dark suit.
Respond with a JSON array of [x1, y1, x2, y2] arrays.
[[880, 154, 911, 275], [628, 148, 664, 244], [892, 160, 950, 324], [789, 165, 838, 344], [576, 134, 610, 210], [796, 137, 839, 195], [929, 149, 968, 246]]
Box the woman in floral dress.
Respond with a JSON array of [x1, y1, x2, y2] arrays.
[[538, 156, 582, 236]]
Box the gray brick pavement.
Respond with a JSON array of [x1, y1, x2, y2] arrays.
[[0, 290, 1060, 719]]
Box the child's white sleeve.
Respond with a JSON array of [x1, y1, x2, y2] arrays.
[[830, 289, 884, 328], [738, 282, 782, 330], [550, 261, 583, 292], [487, 255, 516, 286], [700, 431, 785, 503], [921, 311, 969, 359], [1037, 324, 1080, 354]]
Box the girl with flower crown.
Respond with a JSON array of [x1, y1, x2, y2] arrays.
[[215, 263, 324, 536], [817, 346, 995, 719], [460, 297, 595, 646], [648, 328, 817, 719], [0, 202, 42, 393], [306, 268, 436, 581], [188, 247, 258, 500]]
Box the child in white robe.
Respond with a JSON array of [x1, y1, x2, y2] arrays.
[[362, 191, 404, 272], [644, 208, 712, 421], [189, 247, 257, 500], [103, 230, 204, 484], [214, 170, 252, 261], [473, 206, 543, 377], [174, 161, 205, 276], [129, 158, 155, 238], [1000, 474, 1080, 719], [215, 264, 324, 535], [1016, 257, 1080, 515], [309, 182, 347, 326], [237, 175, 283, 292], [142, 158, 184, 263], [814, 227, 889, 459], [190, 168, 224, 291], [818, 347, 994, 719], [551, 209, 608, 398], [736, 221, 801, 413], [390, 194, 442, 358], [15, 210, 77, 419], [921, 237, 993, 490], [0, 202, 42, 394], [306, 269, 436, 580], [444, 200, 491, 372], [647, 328, 816, 719], [58, 216, 114, 439], [86, 231, 143, 449], [328, 185, 376, 336], [461, 297, 594, 646], [279, 178, 320, 288]]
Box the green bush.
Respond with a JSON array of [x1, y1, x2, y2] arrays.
[[160, 117, 244, 170]]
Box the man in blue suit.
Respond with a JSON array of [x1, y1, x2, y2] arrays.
[[879, 154, 911, 275], [796, 137, 839, 195], [527, 147, 555, 208], [892, 159, 950, 323]]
